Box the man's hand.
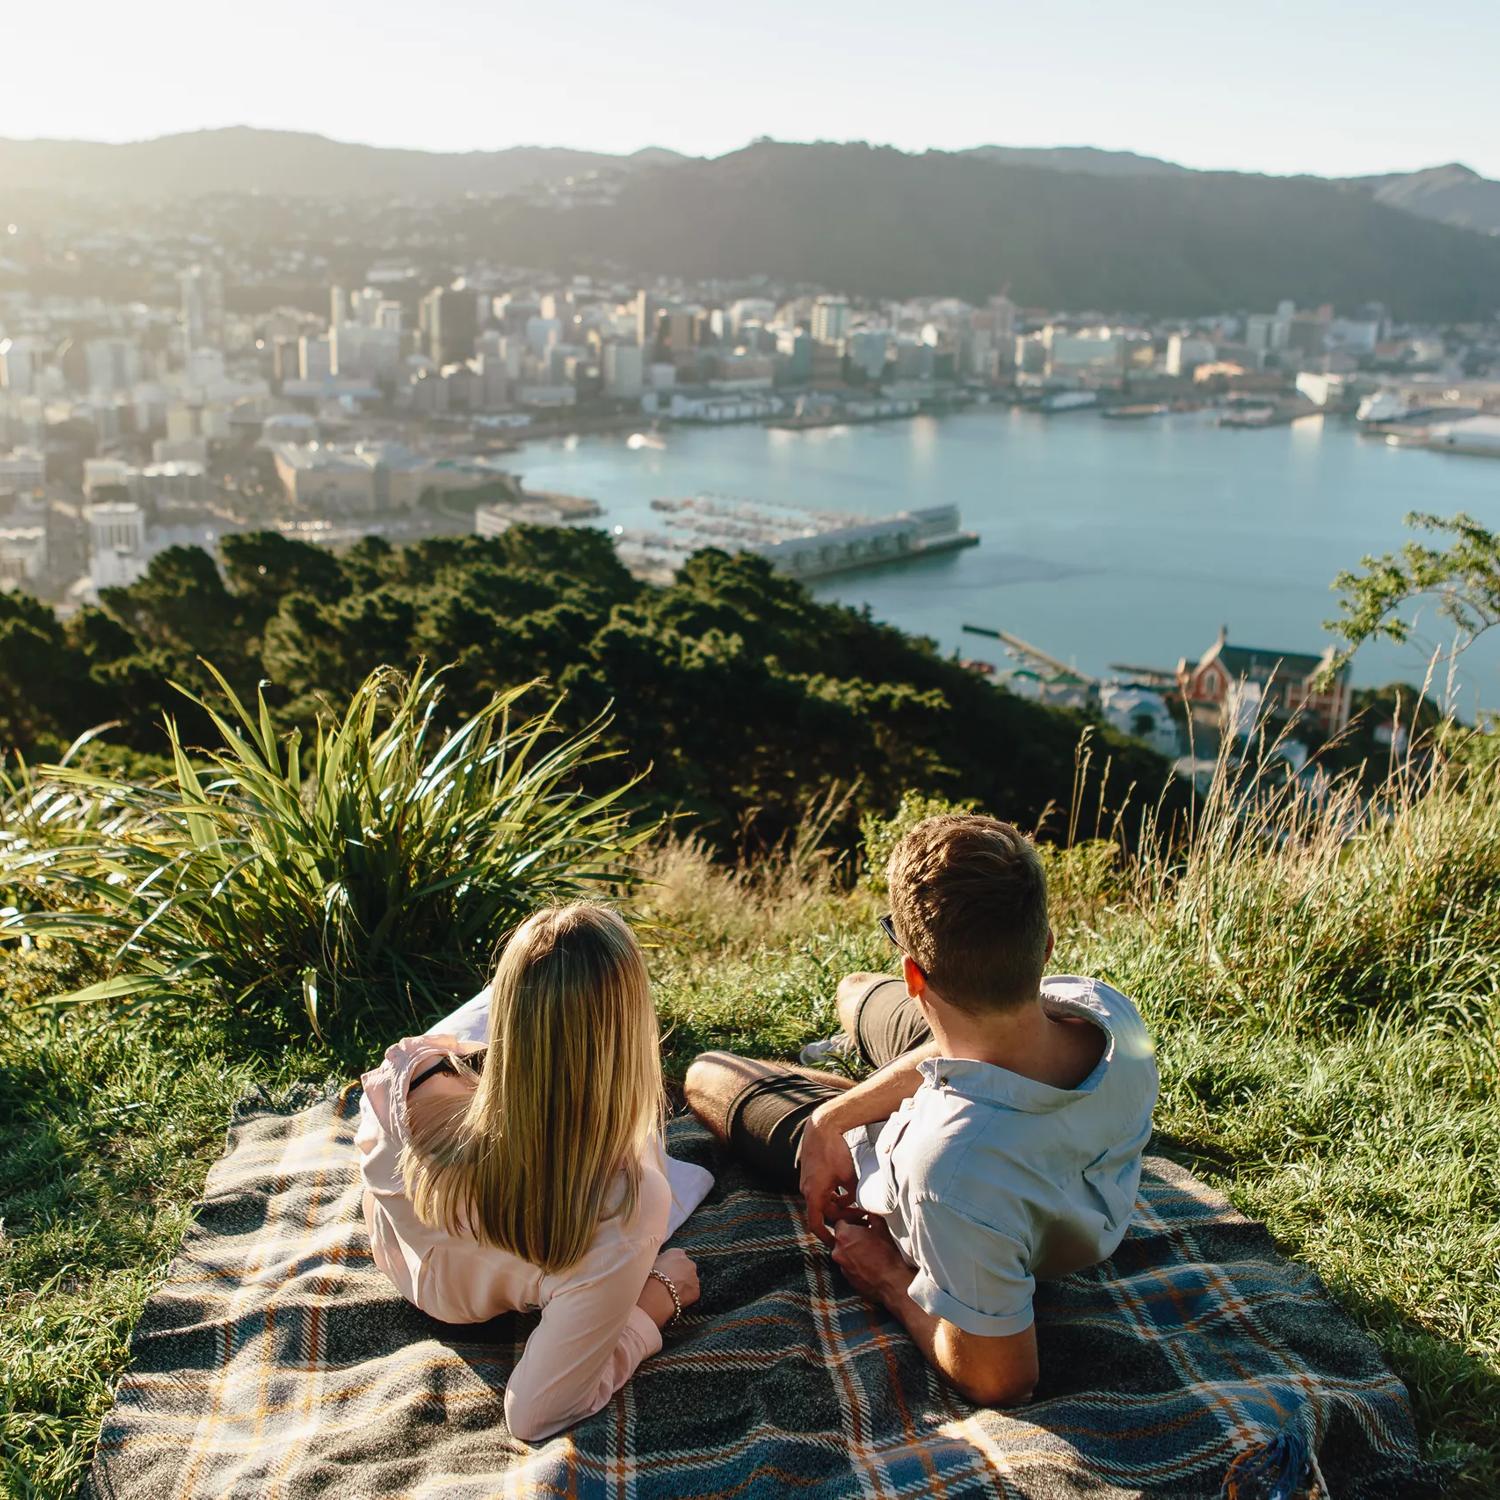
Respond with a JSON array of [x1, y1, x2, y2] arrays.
[[798, 1108, 859, 1245], [830, 1214, 907, 1302]]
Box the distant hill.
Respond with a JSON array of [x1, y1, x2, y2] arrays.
[[480, 141, 1500, 319], [958, 145, 1190, 177], [0, 126, 685, 198], [4, 126, 1499, 241], [5, 129, 1500, 316], [1351, 163, 1500, 236]]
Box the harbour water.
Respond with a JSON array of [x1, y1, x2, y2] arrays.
[[508, 408, 1500, 710]]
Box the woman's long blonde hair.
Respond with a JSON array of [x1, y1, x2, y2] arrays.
[[401, 903, 664, 1273]]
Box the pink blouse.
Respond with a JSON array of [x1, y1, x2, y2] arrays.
[[357, 1035, 677, 1442]]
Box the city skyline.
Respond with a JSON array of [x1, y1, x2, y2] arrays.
[[5, 0, 1500, 181]]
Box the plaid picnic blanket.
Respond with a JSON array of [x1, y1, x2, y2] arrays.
[[85, 1085, 1447, 1500]]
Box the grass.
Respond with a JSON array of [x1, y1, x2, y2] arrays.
[[3, 735, 1498, 1496]]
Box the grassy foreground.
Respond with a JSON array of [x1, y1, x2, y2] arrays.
[[3, 759, 1499, 1496]]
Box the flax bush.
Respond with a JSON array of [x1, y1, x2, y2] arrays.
[[1, 666, 655, 1041]]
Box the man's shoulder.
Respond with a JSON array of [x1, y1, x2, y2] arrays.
[[1042, 973, 1146, 1028], [897, 1089, 1017, 1204]]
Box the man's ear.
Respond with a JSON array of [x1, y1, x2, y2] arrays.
[[1044, 928, 1056, 965], [903, 953, 927, 999]]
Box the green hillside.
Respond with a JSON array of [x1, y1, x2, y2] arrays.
[[490, 141, 1500, 318]]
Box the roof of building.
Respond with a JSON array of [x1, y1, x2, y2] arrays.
[[1194, 633, 1345, 684]]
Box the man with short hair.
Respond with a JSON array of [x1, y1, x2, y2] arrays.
[[685, 813, 1158, 1406]]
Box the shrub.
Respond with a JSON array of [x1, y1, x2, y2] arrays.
[[1, 665, 655, 1043], [859, 790, 978, 890]]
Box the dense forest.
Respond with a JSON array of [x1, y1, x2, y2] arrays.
[[0, 526, 1172, 848]]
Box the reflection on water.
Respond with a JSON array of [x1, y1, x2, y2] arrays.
[[509, 409, 1499, 709]]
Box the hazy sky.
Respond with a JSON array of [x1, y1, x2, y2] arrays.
[[6, 0, 1498, 178]]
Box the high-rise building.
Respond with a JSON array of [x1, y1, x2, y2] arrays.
[[811, 297, 851, 345], [332, 324, 402, 383], [331, 286, 349, 329], [987, 294, 1017, 346], [602, 342, 645, 400], [298, 335, 333, 382], [420, 286, 478, 365], [633, 290, 655, 349], [179, 265, 225, 350], [847, 330, 890, 381], [660, 309, 696, 352], [85, 338, 140, 393], [0, 336, 37, 395]]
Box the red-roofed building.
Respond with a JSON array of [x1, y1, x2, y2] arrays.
[[1176, 627, 1351, 738]]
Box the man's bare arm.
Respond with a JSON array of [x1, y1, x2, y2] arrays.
[[814, 1039, 941, 1134], [832, 1219, 1038, 1406]]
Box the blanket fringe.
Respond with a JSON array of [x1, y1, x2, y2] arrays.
[[1221, 1420, 1320, 1500]]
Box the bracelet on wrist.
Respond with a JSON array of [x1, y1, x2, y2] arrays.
[[646, 1267, 683, 1328]]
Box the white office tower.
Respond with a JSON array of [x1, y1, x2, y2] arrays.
[[87, 501, 149, 590], [811, 297, 851, 345], [0, 336, 37, 395], [179, 265, 226, 351]]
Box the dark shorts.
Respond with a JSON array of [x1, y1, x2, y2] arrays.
[[723, 977, 933, 1191]]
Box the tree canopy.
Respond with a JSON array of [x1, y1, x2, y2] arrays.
[[0, 526, 1174, 848]]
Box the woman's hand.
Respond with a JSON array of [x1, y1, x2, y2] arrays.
[[636, 1248, 700, 1329]]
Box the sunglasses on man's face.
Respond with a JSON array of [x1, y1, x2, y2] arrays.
[[878, 913, 904, 952]]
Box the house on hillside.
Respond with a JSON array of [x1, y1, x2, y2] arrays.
[[1176, 628, 1351, 738], [1099, 683, 1181, 759]]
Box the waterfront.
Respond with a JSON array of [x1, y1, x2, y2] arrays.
[[511, 407, 1500, 709]]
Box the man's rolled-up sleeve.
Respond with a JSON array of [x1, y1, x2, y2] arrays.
[[903, 1197, 1035, 1337]]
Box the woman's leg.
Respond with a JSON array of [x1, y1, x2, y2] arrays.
[[835, 974, 933, 1069]]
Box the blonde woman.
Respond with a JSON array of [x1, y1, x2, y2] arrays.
[[357, 904, 713, 1442]]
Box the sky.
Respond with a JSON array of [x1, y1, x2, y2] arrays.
[[5, 0, 1499, 179]]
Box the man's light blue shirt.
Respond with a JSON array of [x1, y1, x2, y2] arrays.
[[845, 975, 1159, 1337]]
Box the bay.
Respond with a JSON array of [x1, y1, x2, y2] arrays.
[[507, 408, 1500, 713]]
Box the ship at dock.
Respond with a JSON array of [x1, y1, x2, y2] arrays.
[[611, 494, 978, 583]]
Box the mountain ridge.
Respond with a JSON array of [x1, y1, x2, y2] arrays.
[[0, 126, 690, 199], [2, 126, 1497, 231], [6, 130, 1499, 317], [476, 139, 1500, 318]]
